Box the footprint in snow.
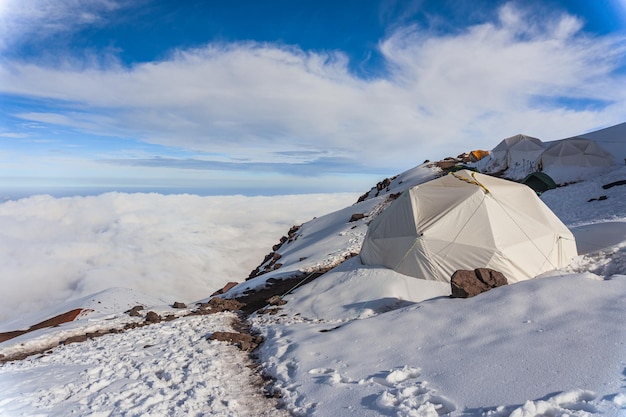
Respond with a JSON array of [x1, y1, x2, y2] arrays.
[[308, 368, 353, 385], [368, 366, 456, 416], [505, 390, 599, 417], [368, 365, 422, 387]]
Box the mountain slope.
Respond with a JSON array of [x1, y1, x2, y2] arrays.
[[0, 124, 625, 416]]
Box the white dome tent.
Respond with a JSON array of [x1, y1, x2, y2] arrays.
[[483, 134, 545, 179], [540, 137, 615, 168], [539, 137, 615, 184], [360, 170, 577, 283]]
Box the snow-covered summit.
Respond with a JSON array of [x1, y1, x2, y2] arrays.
[[0, 123, 625, 416]]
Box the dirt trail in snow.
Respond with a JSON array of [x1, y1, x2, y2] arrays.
[[0, 312, 289, 417]]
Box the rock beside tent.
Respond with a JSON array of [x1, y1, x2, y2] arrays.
[[450, 268, 508, 298]]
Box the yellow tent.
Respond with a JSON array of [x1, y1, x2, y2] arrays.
[[469, 150, 490, 162]]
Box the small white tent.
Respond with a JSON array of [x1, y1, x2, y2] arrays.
[[360, 170, 577, 283], [485, 134, 545, 178], [540, 137, 615, 168]]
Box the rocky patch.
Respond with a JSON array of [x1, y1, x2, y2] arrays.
[[0, 308, 90, 343], [208, 331, 263, 352]]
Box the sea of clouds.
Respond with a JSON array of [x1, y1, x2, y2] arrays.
[[0, 192, 357, 323]]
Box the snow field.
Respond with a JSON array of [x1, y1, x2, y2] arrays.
[[252, 273, 626, 416], [0, 312, 288, 417]]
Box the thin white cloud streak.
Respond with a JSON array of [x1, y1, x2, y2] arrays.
[[0, 192, 357, 323], [1, 3, 625, 168], [0, 0, 129, 52]]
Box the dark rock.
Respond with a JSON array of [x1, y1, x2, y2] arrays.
[[450, 268, 508, 298], [85, 330, 110, 338], [0, 308, 88, 344], [435, 159, 461, 170], [211, 281, 239, 296], [602, 180, 626, 189], [126, 305, 144, 317], [273, 236, 289, 251], [199, 297, 246, 313], [588, 196, 607, 202], [267, 295, 287, 306], [349, 213, 366, 222], [257, 307, 281, 315], [145, 311, 161, 323], [172, 302, 187, 309], [474, 268, 508, 288], [62, 334, 88, 344], [357, 191, 370, 203], [376, 178, 392, 191], [288, 225, 301, 236]]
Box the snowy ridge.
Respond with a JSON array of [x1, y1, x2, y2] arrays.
[[0, 125, 625, 416]]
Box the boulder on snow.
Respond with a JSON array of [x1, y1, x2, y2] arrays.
[[349, 213, 366, 222], [126, 305, 145, 317], [267, 295, 287, 306], [145, 311, 161, 323], [211, 281, 239, 296], [172, 301, 187, 309], [450, 268, 508, 298], [197, 297, 246, 313]]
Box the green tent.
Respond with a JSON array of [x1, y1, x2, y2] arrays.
[[449, 164, 479, 173], [522, 172, 557, 194]]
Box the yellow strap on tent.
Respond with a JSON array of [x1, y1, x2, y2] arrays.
[[450, 172, 491, 194]]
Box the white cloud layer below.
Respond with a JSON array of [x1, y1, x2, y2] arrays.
[[0, 192, 357, 322]]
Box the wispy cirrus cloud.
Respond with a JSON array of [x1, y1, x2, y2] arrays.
[[1, 3, 625, 176], [0, 0, 132, 52], [99, 155, 368, 176]]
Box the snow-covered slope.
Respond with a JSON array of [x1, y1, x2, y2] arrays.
[[578, 122, 626, 164], [0, 287, 167, 333], [0, 125, 624, 417], [244, 162, 626, 417]]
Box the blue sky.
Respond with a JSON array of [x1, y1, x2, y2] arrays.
[[0, 0, 625, 196]]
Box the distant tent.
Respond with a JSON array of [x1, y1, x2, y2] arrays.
[[360, 170, 577, 283], [522, 172, 557, 194], [469, 150, 490, 162], [486, 134, 545, 178], [540, 137, 615, 168], [577, 122, 625, 164]]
